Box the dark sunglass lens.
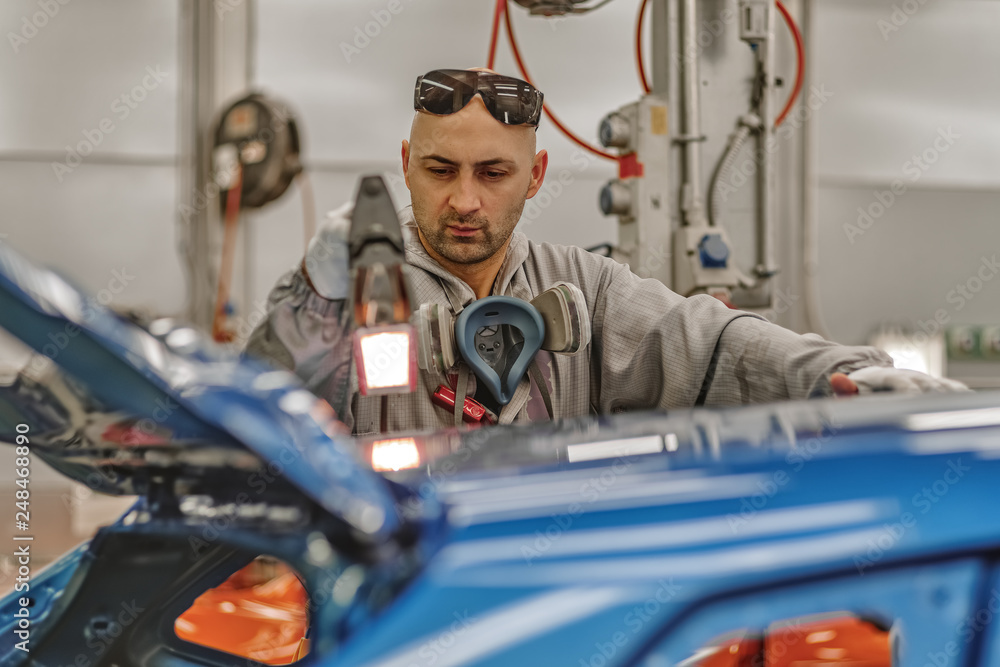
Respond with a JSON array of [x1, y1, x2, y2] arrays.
[[488, 79, 539, 126], [418, 71, 477, 115]]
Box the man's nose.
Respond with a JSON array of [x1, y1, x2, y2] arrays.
[[448, 173, 482, 217]]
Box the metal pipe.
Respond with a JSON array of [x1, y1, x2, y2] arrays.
[[177, 0, 217, 330], [754, 0, 777, 281], [679, 0, 708, 227], [800, 0, 831, 337]]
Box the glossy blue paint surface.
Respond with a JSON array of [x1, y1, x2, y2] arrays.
[[1, 238, 1000, 666], [327, 441, 1000, 666]]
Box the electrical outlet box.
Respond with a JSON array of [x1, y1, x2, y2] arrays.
[[739, 0, 770, 43]]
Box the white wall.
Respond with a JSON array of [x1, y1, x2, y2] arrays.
[[0, 0, 184, 317], [245, 0, 806, 317], [244, 0, 628, 305], [1, 0, 999, 576], [0, 0, 997, 345], [812, 0, 1000, 344]]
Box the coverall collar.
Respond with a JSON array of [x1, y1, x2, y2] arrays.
[[398, 206, 531, 308]]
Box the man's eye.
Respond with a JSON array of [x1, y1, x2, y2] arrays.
[[483, 170, 506, 179], [429, 168, 451, 176]]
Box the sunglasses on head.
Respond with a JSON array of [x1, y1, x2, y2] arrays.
[[413, 69, 544, 128]]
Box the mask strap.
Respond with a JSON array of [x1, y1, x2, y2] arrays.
[[527, 359, 554, 420], [498, 376, 533, 425], [453, 363, 470, 427]]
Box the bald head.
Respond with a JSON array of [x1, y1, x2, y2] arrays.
[[400, 68, 549, 291], [408, 98, 536, 162], [408, 66, 537, 159]]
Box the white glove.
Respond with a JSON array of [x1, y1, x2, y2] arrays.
[[303, 202, 352, 300], [847, 366, 971, 394]]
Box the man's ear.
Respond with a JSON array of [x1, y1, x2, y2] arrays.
[[401, 140, 411, 189], [525, 149, 549, 199]]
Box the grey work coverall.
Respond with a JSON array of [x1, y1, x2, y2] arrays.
[[245, 208, 892, 435]]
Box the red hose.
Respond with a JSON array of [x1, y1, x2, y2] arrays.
[[636, 0, 651, 94], [212, 165, 242, 343], [775, 0, 805, 127], [503, 1, 619, 162], [634, 0, 804, 128], [487, 0, 506, 70]]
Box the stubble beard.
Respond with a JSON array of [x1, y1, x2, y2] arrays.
[[414, 203, 525, 266]]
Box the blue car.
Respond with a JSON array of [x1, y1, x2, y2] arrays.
[[1, 239, 998, 667]]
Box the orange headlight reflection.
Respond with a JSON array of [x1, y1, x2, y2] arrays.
[[371, 437, 421, 472], [353, 325, 417, 395]]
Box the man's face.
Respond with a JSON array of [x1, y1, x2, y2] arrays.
[[402, 93, 548, 267]]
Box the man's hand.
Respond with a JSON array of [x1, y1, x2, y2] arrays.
[[831, 367, 971, 396], [302, 202, 352, 300], [830, 372, 860, 396]]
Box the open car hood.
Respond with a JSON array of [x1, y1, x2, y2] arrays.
[[7, 238, 1000, 666], [0, 241, 400, 544]]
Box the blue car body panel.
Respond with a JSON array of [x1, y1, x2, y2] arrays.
[[1, 240, 1000, 666], [328, 443, 999, 666]]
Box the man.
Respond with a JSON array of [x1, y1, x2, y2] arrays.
[[245, 68, 965, 435]]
